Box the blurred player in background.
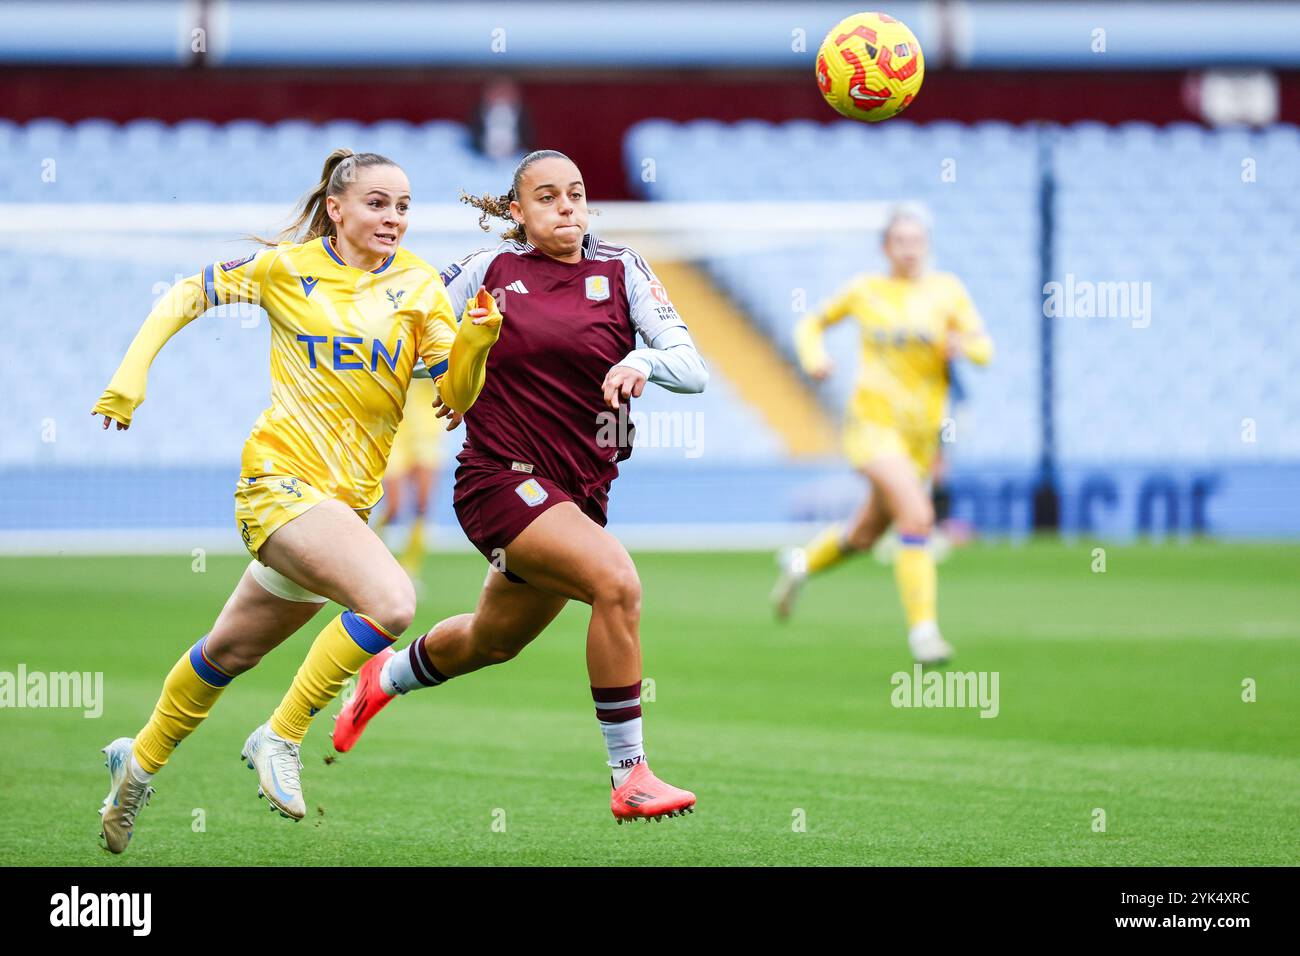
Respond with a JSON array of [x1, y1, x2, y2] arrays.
[[377, 373, 447, 582], [468, 78, 533, 160], [90, 148, 502, 853], [332, 150, 708, 824], [771, 207, 993, 665]]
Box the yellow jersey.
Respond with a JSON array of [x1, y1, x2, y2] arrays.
[[795, 271, 993, 433], [93, 236, 500, 511]]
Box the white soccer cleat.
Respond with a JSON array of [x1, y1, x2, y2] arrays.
[[771, 548, 808, 621], [99, 737, 154, 854], [909, 621, 954, 666], [240, 722, 306, 821]]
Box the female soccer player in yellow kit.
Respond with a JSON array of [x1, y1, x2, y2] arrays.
[[771, 208, 993, 665], [91, 148, 502, 853]]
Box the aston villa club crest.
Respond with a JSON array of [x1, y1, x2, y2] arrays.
[[515, 478, 548, 507], [585, 275, 610, 301]]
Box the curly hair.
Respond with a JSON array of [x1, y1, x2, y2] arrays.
[[460, 149, 573, 243]]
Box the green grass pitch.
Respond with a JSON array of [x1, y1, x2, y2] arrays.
[[1, 541, 1297, 866]]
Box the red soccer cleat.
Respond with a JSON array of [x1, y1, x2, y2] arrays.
[[611, 762, 696, 824], [331, 647, 397, 753]]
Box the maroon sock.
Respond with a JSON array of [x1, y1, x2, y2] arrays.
[[408, 633, 449, 687]]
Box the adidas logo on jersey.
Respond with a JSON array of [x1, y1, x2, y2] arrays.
[[505, 280, 530, 294]]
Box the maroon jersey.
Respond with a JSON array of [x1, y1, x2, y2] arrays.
[[439, 233, 686, 496]]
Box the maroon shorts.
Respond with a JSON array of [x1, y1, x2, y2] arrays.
[[453, 456, 610, 583]]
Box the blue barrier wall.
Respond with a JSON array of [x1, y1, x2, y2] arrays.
[[3, 462, 1297, 541]]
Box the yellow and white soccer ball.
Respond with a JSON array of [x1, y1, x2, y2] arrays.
[[816, 11, 925, 122]]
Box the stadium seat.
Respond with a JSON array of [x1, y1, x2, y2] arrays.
[[623, 117, 1300, 465]]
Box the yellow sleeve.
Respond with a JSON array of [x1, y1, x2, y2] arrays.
[[91, 274, 210, 427], [795, 280, 856, 373], [208, 248, 279, 307], [947, 276, 993, 366], [91, 250, 277, 427], [428, 286, 503, 414]]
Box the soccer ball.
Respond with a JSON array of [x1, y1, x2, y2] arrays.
[[815, 12, 925, 122]]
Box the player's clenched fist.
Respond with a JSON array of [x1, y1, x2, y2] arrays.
[[461, 286, 503, 339], [438, 285, 504, 414]]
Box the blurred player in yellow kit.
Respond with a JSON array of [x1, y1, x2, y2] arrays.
[[90, 148, 503, 853], [771, 207, 993, 664], [378, 374, 447, 580]]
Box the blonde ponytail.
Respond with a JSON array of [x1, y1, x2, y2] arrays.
[[254, 148, 398, 247]]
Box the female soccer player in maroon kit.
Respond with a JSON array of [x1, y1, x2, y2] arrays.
[[333, 151, 707, 822]]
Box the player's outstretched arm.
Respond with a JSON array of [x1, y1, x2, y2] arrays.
[[91, 274, 211, 430], [794, 287, 853, 380], [946, 276, 994, 366], [436, 286, 503, 414]]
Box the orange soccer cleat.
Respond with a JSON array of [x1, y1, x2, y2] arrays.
[[611, 762, 696, 824], [331, 647, 397, 753]]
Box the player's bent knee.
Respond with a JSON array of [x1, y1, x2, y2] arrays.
[[896, 503, 935, 539], [359, 580, 417, 637], [592, 564, 642, 616]]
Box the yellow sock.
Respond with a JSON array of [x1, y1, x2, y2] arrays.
[[400, 519, 425, 572], [269, 611, 396, 743], [803, 524, 849, 574], [894, 535, 938, 629], [133, 637, 234, 773]]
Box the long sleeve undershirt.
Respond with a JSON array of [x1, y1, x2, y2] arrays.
[[614, 325, 708, 393]]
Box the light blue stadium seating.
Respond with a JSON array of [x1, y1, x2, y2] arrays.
[[625, 118, 1300, 465], [1050, 122, 1300, 462], [0, 117, 513, 203]]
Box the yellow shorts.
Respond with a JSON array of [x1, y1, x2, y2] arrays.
[[843, 416, 937, 478], [234, 475, 374, 559], [387, 379, 444, 474]]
